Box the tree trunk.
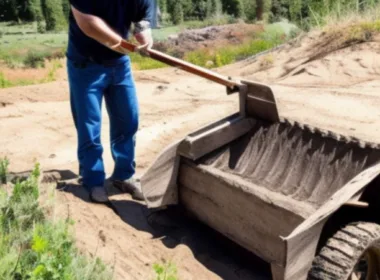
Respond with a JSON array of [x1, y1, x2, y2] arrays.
[[256, 0, 264, 20]]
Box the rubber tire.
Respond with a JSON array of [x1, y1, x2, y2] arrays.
[[308, 222, 380, 280]]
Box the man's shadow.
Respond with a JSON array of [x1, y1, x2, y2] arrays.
[[53, 171, 271, 280]]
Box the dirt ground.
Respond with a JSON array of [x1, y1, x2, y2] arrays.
[[1, 27, 380, 279]]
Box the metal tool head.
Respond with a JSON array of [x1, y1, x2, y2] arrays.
[[238, 79, 280, 122]]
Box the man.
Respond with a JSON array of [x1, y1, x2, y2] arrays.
[[67, 0, 154, 203]]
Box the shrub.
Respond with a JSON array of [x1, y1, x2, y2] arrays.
[[184, 30, 284, 68], [24, 50, 46, 68], [41, 0, 67, 31], [0, 160, 113, 280], [0, 157, 9, 184], [0, 72, 12, 88], [172, 0, 184, 24], [153, 261, 178, 280]]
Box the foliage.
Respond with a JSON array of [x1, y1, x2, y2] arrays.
[[129, 53, 167, 70], [0, 157, 9, 184], [185, 30, 284, 68], [242, 0, 257, 21], [172, 0, 184, 24], [1, 0, 380, 27], [153, 261, 178, 280], [0, 72, 10, 88], [0, 159, 113, 280], [24, 50, 47, 68], [0, 60, 63, 88], [61, 0, 70, 22], [40, 0, 67, 31], [222, 0, 244, 18]]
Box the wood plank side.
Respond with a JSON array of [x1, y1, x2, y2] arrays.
[[203, 165, 316, 219], [179, 163, 304, 265], [177, 115, 255, 160], [281, 163, 380, 280], [141, 140, 182, 208]]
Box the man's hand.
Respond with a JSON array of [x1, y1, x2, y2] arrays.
[[134, 28, 153, 53]]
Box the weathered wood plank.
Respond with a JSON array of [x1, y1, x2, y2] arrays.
[[179, 162, 307, 265], [281, 163, 380, 280], [177, 114, 255, 160]]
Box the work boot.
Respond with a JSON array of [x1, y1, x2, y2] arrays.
[[113, 178, 144, 201], [89, 186, 109, 203]]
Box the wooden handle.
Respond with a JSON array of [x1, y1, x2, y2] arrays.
[[120, 40, 240, 90]]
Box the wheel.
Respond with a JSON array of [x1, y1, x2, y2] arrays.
[[308, 222, 380, 280]]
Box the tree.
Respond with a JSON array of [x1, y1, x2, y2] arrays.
[[242, 0, 257, 21], [256, 0, 264, 20], [41, 0, 66, 31], [61, 0, 70, 22], [172, 0, 184, 24], [223, 0, 244, 17]]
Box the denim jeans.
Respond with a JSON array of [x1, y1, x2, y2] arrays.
[[67, 57, 138, 190]]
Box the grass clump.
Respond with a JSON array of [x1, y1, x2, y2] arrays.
[[0, 159, 113, 280], [24, 50, 47, 68], [0, 59, 63, 88], [185, 34, 283, 68], [153, 261, 178, 280], [0, 157, 9, 184], [129, 53, 167, 70]]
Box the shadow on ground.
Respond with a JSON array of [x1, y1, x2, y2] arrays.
[[55, 172, 271, 280]]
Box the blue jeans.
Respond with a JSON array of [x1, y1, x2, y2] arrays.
[[67, 57, 138, 190]]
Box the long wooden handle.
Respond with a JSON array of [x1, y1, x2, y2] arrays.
[[120, 41, 241, 90]]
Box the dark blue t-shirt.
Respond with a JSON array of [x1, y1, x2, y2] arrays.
[[67, 0, 153, 64]]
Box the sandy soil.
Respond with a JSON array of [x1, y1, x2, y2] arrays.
[[1, 28, 380, 279]]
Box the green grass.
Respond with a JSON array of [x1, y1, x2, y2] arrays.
[[0, 159, 113, 280], [152, 26, 181, 41], [0, 21, 39, 34], [129, 52, 167, 70], [0, 33, 67, 67], [153, 261, 178, 280], [0, 60, 63, 88], [0, 20, 292, 73], [184, 27, 287, 68]]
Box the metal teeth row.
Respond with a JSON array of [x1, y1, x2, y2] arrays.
[[280, 117, 380, 150]]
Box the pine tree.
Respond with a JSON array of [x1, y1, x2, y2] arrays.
[[172, 0, 184, 24], [289, 0, 302, 22], [242, 0, 257, 21], [61, 0, 70, 22], [41, 0, 66, 31]]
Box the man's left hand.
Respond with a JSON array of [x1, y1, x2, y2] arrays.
[[134, 28, 153, 55]]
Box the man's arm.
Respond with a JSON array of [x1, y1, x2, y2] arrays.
[[71, 6, 132, 54]]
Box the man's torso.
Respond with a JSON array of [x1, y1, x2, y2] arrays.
[[67, 0, 135, 64]]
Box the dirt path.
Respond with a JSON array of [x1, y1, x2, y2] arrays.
[[1, 29, 380, 279]]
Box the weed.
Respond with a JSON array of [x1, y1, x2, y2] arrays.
[[153, 261, 178, 280], [260, 54, 274, 69], [184, 33, 282, 69], [0, 159, 113, 279], [0, 72, 13, 88], [0, 157, 9, 184], [129, 53, 167, 70], [41, 60, 63, 83], [24, 50, 47, 68]]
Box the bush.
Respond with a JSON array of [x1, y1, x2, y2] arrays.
[[153, 261, 178, 280], [0, 159, 113, 280], [184, 30, 284, 68], [0, 157, 9, 184], [0, 72, 12, 88], [24, 50, 46, 68], [172, 0, 184, 24], [41, 0, 67, 31]]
